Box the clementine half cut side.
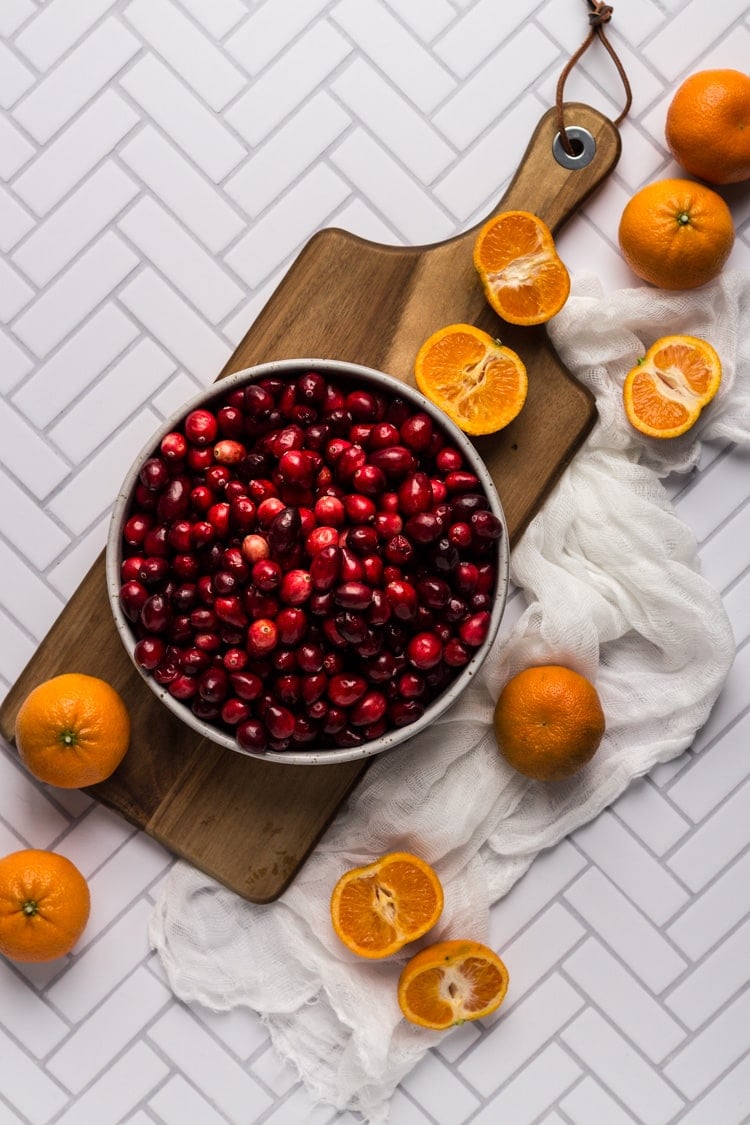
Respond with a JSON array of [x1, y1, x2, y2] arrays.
[[494, 664, 605, 782], [15, 673, 131, 788], [397, 939, 509, 1029], [618, 178, 734, 290], [666, 69, 750, 185], [623, 334, 722, 439], [414, 323, 527, 436], [330, 852, 444, 959], [473, 210, 570, 325], [0, 849, 91, 963]]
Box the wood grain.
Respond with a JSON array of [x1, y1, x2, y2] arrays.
[[0, 104, 619, 902]]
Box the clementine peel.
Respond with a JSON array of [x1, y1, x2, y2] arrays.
[[665, 69, 750, 185], [15, 673, 131, 788], [0, 849, 91, 963]]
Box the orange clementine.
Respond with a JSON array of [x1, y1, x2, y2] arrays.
[[397, 939, 509, 1029], [473, 210, 570, 325], [15, 673, 131, 789], [414, 324, 527, 436], [0, 849, 90, 963], [330, 852, 444, 959], [623, 335, 722, 439], [493, 665, 605, 782], [665, 69, 750, 185], [618, 178, 734, 290]]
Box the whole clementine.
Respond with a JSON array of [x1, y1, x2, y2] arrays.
[[618, 178, 734, 290], [0, 849, 90, 962], [15, 673, 130, 788], [665, 69, 750, 185], [493, 665, 605, 782]]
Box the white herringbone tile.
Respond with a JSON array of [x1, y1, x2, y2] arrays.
[[2, 2, 750, 1122]]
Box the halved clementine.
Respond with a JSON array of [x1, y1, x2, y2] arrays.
[[623, 334, 722, 439], [330, 852, 444, 959], [414, 323, 527, 435], [473, 210, 570, 325], [397, 939, 509, 1029]]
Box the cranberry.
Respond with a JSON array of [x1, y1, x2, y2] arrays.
[[448, 521, 473, 549], [185, 408, 218, 446], [445, 470, 480, 494], [223, 648, 248, 672], [383, 534, 413, 567], [369, 446, 416, 478], [221, 698, 250, 725], [352, 464, 386, 496], [343, 493, 376, 525], [327, 673, 367, 707], [230, 496, 257, 532], [334, 581, 372, 610], [398, 472, 433, 515], [277, 449, 316, 486], [470, 510, 504, 541], [169, 673, 200, 701], [252, 558, 282, 592], [276, 606, 308, 645], [188, 446, 213, 472], [389, 699, 424, 727], [241, 533, 270, 563], [236, 719, 267, 753], [407, 632, 443, 670], [134, 636, 165, 670], [400, 412, 433, 452], [314, 494, 345, 526], [350, 689, 387, 726], [310, 546, 340, 591], [404, 511, 443, 544], [435, 447, 463, 474], [214, 595, 247, 628], [444, 638, 470, 667], [268, 506, 301, 556], [305, 525, 338, 555], [123, 513, 153, 547], [385, 580, 418, 621], [230, 671, 263, 701], [459, 611, 491, 648], [207, 502, 231, 538], [199, 666, 229, 703], [280, 569, 312, 605], [140, 592, 170, 633], [161, 431, 188, 461], [265, 703, 295, 741], [247, 617, 278, 656], [214, 439, 246, 464], [139, 457, 170, 491], [297, 371, 327, 404]]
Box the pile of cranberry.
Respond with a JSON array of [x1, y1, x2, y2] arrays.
[[117, 370, 503, 755]]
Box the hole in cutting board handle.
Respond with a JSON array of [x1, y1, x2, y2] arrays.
[[552, 125, 596, 169]]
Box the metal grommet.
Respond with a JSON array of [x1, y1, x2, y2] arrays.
[[552, 125, 596, 169]]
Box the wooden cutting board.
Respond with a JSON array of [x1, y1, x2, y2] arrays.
[[0, 104, 619, 902]]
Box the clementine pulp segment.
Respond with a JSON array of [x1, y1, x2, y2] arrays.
[[623, 335, 722, 439], [414, 324, 527, 436], [330, 852, 444, 959], [397, 939, 509, 1029], [473, 211, 570, 325]]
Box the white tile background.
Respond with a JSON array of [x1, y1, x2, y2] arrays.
[[1, 1, 750, 1122]]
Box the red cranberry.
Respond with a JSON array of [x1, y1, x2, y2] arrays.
[[459, 611, 491, 648], [385, 580, 417, 621], [389, 699, 424, 727], [169, 673, 200, 701], [199, 666, 229, 703], [305, 526, 338, 555], [265, 704, 295, 741], [161, 431, 188, 461], [407, 632, 443, 670], [435, 447, 464, 473], [185, 408, 218, 446], [350, 690, 387, 726], [252, 558, 282, 592], [230, 671, 263, 701], [327, 673, 367, 707], [276, 606, 308, 646], [222, 648, 248, 672], [221, 698, 250, 725], [314, 494, 345, 526], [247, 617, 278, 656], [236, 719, 267, 753], [310, 546, 340, 591], [139, 457, 170, 491], [134, 636, 165, 670], [400, 412, 433, 452], [123, 513, 153, 547], [445, 470, 480, 494], [280, 569, 312, 605], [398, 472, 433, 515]]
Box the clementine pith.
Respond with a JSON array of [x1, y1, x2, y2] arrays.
[[0, 849, 91, 963], [330, 852, 444, 959], [414, 324, 528, 436], [397, 939, 509, 1029], [623, 335, 722, 439], [15, 673, 131, 788], [473, 210, 570, 325]]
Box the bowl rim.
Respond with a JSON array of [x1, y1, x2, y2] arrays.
[[106, 358, 510, 765]]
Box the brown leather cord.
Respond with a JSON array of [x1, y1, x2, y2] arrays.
[[555, 0, 632, 155]]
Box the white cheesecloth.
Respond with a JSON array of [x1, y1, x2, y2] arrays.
[[149, 272, 750, 1122]]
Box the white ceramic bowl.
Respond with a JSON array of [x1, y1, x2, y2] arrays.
[[106, 359, 509, 765]]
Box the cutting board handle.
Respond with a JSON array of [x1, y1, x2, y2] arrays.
[[485, 102, 621, 234]]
